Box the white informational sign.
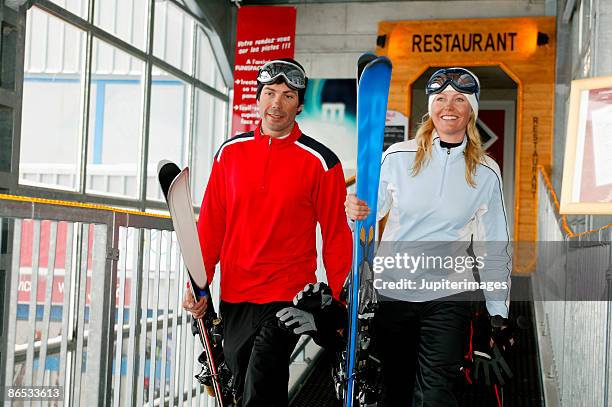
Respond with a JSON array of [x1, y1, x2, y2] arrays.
[[384, 110, 409, 151], [590, 105, 612, 187]]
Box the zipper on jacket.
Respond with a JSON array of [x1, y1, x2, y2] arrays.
[[261, 137, 272, 190], [439, 150, 450, 196]]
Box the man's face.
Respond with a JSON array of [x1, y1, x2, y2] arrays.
[[258, 82, 302, 137]]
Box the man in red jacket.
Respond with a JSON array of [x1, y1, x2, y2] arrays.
[[183, 58, 352, 407]]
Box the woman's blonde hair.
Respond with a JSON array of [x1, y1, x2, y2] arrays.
[[411, 113, 484, 187]]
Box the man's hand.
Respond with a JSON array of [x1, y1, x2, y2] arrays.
[[182, 287, 208, 319], [345, 194, 370, 221], [293, 282, 333, 310], [276, 307, 317, 335]]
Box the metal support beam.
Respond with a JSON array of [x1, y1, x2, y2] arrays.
[[136, 0, 155, 210], [563, 0, 578, 23]]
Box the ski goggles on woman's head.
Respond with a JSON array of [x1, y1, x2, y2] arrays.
[[426, 68, 480, 99], [257, 60, 307, 89]]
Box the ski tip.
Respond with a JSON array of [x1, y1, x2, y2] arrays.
[[375, 55, 393, 68], [157, 159, 177, 175], [157, 160, 182, 200], [358, 52, 377, 64], [357, 53, 378, 84], [357, 56, 393, 89], [363, 55, 392, 71]]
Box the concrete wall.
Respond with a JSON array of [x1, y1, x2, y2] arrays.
[[553, 0, 612, 228], [293, 0, 548, 78], [598, 1, 612, 76]]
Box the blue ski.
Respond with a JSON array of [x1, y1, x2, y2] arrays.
[[344, 54, 392, 407]]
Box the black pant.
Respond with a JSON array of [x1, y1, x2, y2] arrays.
[[375, 296, 472, 407], [221, 301, 299, 407]]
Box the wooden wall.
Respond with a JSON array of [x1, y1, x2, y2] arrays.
[[377, 17, 556, 272]]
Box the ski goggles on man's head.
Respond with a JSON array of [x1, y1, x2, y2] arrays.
[[257, 60, 307, 90], [426, 68, 480, 100]]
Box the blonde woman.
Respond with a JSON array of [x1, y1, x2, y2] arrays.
[[346, 68, 512, 406]]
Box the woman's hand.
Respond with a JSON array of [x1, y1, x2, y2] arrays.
[[345, 194, 371, 221]]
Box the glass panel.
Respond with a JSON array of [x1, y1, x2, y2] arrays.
[[1, 21, 17, 91], [196, 28, 215, 86], [191, 91, 227, 206], [48, 0, 88, 19], [86, 39, 144, 198], [94, 0, 148, 51], [0, 106, 12, 173], [91, 30, 143, 76], [196, 27, 225, 92], [571, 9, 580, 77], [581, 0, 592, 44], [19, 9, 84, 190], [214, 65, 227, 94], [153, 1, 194, 75], [146, 68, 189, 201]]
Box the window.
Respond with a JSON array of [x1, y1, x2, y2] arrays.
[[86, 39, 144, 198], [192, 90, 227, 205], [94, 0, 148, 51], [17, 1, 229, 208], [146, 69, 189, 201], [19, 8, 84, 190], [196, 27, 225, 93], [153, 1, 194, 75]]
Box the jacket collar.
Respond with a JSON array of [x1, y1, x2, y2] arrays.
[[255, 120, 302, 144], [432, 131, 467, 160]]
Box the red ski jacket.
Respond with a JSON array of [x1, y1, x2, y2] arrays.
[[197, 121, 352, 303]]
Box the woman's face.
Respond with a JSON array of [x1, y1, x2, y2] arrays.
[[430, 88, 473, 140]]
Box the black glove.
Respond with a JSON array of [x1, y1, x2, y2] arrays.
[[473, 345, 513, 386], [276, 282, 332, 335], [277, 282, 347, 351], [470, 313, 518, 386], [491, 314, 523, 352], [293, 282, 333, 310]]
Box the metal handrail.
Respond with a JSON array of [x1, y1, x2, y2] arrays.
[[537, 166, 612, 238], [0, 194, 202, 407], [1, 191, 341, 406], [534, 171, 612, 407]]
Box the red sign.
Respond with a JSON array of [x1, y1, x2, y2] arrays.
[[17, 274, 131, 306], [19, 221, 94, 270], [231, 6, 296, 136]]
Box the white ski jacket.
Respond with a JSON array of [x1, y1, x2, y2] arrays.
[[375, 135, 511, 318]]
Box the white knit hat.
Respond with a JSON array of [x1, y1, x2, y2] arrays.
[[427, 67, 479, 119]]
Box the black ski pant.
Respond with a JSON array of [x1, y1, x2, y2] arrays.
[[374, 294, 472, 407], [220, 301, 299, 407]]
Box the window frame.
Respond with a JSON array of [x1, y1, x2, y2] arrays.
[[13, 0, 230, 211]]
